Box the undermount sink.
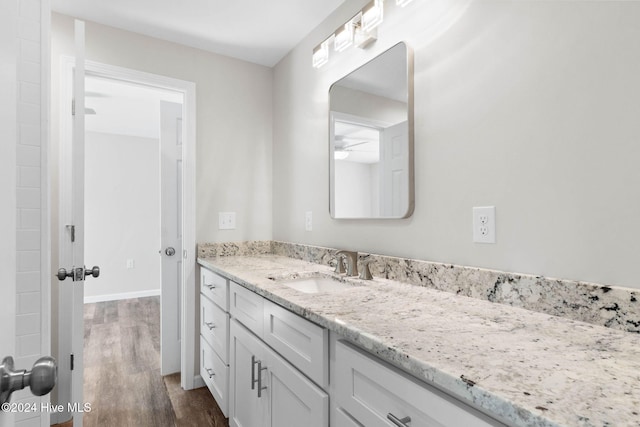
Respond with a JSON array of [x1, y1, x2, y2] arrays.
[[269, 273, 356, 294]]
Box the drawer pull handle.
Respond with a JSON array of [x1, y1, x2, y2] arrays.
[[205, 322, 216, 330], [206, 284, 216, 290], [387, 413, 411, 427], [251, 355, 258, 390], [257, 360, 267, 398], [205, 367, 214, 379]]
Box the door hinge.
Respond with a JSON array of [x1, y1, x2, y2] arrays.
[[70, 353, 74, 371], [72, 99, 75, 116]]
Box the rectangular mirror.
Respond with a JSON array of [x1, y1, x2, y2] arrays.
[[329, 42, 414, 219]]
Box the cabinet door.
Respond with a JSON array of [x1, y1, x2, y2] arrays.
[[230, 319, 266, 427], [265, 341, 329, 427]]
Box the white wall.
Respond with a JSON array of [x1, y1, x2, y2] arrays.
[[84, 131, 161, 301], [273, 0, 640, 289]]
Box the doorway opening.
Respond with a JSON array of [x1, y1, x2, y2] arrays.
[[83, 73, 183, 375], [84, 75, 182, 305], [56, 57, 197, 425]]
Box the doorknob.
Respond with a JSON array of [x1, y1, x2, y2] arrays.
[[84, 266, 100, 278], [165, 247, 176, 256], [57, 266, 100, 281], [0, 356, 57, 404], [56, 268, 74, 281]]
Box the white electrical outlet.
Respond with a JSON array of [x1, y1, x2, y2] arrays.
[[473, 206, 496, 244], [219, 212, 236, 230], [305, 211, 313, 231], [126, 259, 135, 269]]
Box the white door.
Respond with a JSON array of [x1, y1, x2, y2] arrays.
[[160, 100, 183, 375], [58, 19, 92, 427], [0, 1, 17, 425], [380, 121, 409, 217]]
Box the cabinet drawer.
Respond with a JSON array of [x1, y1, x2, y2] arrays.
[[201, 336, 229, 418], [201, 267, 229, 311], [263, 299, 328, 388], [201, 294, 230, 363], [230, 281, 264, 337], [334, 340, 503, 427]]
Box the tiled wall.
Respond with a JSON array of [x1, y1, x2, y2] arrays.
[[14, 0, 48, 425]]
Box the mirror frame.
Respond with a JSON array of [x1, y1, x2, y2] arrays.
[[329, 41, 414, 219]]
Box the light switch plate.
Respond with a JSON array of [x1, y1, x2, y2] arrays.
[[473, 206, 496, 243], [219, 212, 236, 230]]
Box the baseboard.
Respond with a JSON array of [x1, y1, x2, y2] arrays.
[[84, 289, 161, 304], [193, 374, 206, 389]]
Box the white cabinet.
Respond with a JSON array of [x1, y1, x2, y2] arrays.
[[203, 264, 505, 427], [230, 319, 329, 427], [332, 339, 504, 427], [199, 267, 231, 417]]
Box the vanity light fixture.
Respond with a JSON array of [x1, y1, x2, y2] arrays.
[[334, 21, 355, 52], [312, 38, 331, 68], [361, 0, 384, 32], [354, 17, 377, 49], [314, 0, 419, 68]]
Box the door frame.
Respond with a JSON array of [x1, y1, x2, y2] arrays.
[[58, 57, 198, 390]]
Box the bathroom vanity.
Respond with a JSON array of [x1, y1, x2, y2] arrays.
[[197, 247, 640, 427]]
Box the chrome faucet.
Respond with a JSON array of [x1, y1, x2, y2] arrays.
[[336, 250, 358, 276]]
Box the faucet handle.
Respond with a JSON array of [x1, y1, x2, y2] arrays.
[[359, 255, 374, 280], [331, 255, 346, 274]]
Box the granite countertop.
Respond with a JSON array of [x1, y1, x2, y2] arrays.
[[198, 255, 640, 427]]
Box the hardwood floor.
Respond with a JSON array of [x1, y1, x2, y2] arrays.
[[83, 297, 228, 427]]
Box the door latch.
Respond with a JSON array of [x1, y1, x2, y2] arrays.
[[65, 224, 75, 242]]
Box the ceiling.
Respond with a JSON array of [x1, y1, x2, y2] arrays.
[[52, 0, 347, 67]]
